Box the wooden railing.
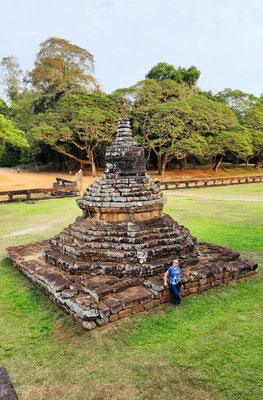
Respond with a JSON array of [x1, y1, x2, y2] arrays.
[[159, 175, 263, 190], [0, 187, 79, 203]]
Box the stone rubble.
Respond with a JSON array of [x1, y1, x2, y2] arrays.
[[7, 118, 258, 330]]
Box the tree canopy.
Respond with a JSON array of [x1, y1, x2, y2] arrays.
[[31, 94, 122, 176], [0, 56, 23, 101], [145, 62, 200, 86], [0, 38, 262, 174], [0, 114, 29, 149], [29, 37, 97, 110]]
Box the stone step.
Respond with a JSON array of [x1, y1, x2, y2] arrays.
[[69, 224, 175, 241], [50, 236, 184, 265]]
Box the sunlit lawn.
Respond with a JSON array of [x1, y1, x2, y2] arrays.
[[0, 185, 262, 400]]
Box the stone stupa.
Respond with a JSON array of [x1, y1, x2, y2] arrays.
[[8, 119, 258, 330]]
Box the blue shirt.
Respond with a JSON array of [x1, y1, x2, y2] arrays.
[[168, 266, 181, 285]]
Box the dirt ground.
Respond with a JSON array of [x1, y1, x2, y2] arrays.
[[0, 169, 94, 191], [0, 167, 262, 191]]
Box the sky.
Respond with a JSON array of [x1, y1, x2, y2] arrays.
[[1, 0, 263, 100]]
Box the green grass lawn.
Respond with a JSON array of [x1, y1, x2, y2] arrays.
[[0, 186, 262, 400]]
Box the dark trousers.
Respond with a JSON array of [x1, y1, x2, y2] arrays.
[[171, 283, 181, 306]]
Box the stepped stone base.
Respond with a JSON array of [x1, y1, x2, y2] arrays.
[[7, 241, 258, 330]]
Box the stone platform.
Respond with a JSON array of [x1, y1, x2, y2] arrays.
[[7, 118, 258, 330], [7, 241, 257, 330]]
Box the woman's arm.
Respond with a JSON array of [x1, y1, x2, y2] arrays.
[[164, 270, 169, 287]]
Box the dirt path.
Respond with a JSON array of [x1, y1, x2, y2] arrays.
[[0, 169, 94, 191], [0, 167, 262, 192]]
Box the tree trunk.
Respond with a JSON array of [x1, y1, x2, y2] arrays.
[[178, 159, 184, 171], [161, 155, 169, 178], [254, 159, 262, 169], [88, 149, 97, 177], [157, 154, 162, 175], [33, 158, 39, 171], [213, 155, 223, 173]]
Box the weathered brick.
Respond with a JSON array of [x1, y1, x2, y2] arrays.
[[189, 287, 198, 294], [214, 273, 224, 279], [98, 302, 111, 318], [160, 295, 172, 304], [211, 280, 221, 287], [82, 320, 97, 330], [144, 300, 155, 310], [103, 297, 122, 314], [198, 284, 211, 292], [162, 288, 171, 296], [109, 314, 119, 322], [185, 280, 198, 288], [96, 317, 109, 326], [118, 309, 132, 319], [113, 286, 153, 309], [131, 304, 144, 314], [199, 277, 213, 285]]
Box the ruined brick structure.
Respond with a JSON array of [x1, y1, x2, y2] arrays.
[[8, 119, 258, 330]]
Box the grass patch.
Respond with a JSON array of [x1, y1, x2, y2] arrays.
[[0, 186, 262, 400]]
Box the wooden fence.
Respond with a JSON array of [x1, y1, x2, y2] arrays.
[[0, 187, 79, 203], [159, 175, 263, 190], [1, 174, 262, 203]]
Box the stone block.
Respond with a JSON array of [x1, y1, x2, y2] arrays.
[[103, 297, 123, 314], [199, 277, 213, 285], [211, 280, 221, 287], [131, 304, 144, 314], [96, 317, 109, 327], [118, 309, 132, 319], [98, 302, 111, 318], [82, 321, 97, 330], [112, 286, 153, 309], [185, 281, 198, 288], [109, 314, 119, 322], [160, 295, 172, 303], [144, 299, 160, 310], [198, 284, 211, 292], [112, 281, 129, 293]]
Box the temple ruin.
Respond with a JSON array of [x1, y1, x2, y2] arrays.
[[8, 118, 258, 330]]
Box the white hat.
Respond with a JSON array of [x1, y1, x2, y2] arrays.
[[173, 259, 179, 264]]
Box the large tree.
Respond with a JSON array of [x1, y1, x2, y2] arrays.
[[208, 129, 253, 172], [141, 101, 209, 175], [0, 56, 23, 101], [10, 90, 43, 170], [0, 114, 28, 149], [216, 89, 263, 168], [29, 37, 96, 110], [31, 94, 122, 176], [240, 100, 263, 168], [132, 79, 239, 175], [145, 62, 200, 86], [214, 89, 258, 116]]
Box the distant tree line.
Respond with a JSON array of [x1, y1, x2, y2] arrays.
[[0, 37, 262, 176]]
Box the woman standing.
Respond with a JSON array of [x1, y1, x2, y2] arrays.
[[164, 259, 182, 307]]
